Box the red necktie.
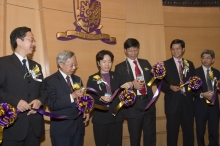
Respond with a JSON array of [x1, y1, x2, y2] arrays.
[[66, 76, 73, 93], [133, 60, 147, 95]]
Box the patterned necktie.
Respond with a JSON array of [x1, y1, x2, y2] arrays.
[[206, 69, 213, 91], [178, 60, 186, 95], [178, 61, 184, 84], [66, 76, 73, 93], [22, 59, 28, 73], [133, 60, 147, 95]]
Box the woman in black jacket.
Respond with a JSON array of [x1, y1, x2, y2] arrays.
[[87, 50, 131, 146]]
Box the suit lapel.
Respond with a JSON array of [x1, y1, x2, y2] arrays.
[[124, 59, 134, 81], [57, 71, 73, 94], [11, 53, 26, 75]]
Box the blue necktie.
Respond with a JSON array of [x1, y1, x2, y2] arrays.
[[22, 59, 28, 73]]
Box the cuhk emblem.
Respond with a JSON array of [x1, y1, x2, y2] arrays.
[[56, 0, 116, 44]]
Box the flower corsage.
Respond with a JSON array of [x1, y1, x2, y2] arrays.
[[208, 70, 217, 89], [24, 65, 42, 82], [183, 59, 189, 77], [93, 75, 108, 91]]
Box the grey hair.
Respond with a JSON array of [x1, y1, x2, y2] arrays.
[[56, 50, 75, 67], [201, 49, 215, 59]]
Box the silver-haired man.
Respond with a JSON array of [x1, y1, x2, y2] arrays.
[[45, 50, 89, 146]]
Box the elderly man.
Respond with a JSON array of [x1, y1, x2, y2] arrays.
[[45, 50, 89, 146]]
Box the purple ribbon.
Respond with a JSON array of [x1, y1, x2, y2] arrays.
[[145, 80, 163, 110], [208, 80, 220, 105]]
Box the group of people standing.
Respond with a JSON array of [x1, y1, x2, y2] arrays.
[[0, 26, 219, 146]]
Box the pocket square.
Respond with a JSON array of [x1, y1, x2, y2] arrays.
[[144, 68, 149, 71]]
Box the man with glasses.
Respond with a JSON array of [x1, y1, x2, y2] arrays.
[[115, 38, 156, 146], [0, 26, 46, 146], [45, 50, 89, 146], [194, 50, 219, 146]]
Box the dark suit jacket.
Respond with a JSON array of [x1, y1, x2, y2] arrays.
[[114, 59, 155, 119], [45, 71, 84, 136], [0, 53, 46, 140], [86, 71, 123, 124], [161, 58, 195, 115], [194, 66, 219, 116]]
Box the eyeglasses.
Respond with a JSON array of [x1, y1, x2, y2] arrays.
[[126, 49, 138, 53], [65, 63, 78, 68], [22, 38, 36, 43]]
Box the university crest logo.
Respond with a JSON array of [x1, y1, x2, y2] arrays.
[[56, 0, 116, 44]]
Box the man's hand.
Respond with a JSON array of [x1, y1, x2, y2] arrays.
[[17, 100, 31, 112], [83, 113, 89, 123], [71, 89, 83, 99], [27, 99, 42, 115], [120, 82, 133, 89], [133, 79, 145, 90], [170, 85, 181, 92], [202, 91, 214, 100], [100, 96, 111, 103]]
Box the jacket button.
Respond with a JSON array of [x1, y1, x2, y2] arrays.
[[28, 94, 30, 97], [28, 81, 30, 83]]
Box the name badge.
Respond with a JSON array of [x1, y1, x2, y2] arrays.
[[105, 93, 111, 97]]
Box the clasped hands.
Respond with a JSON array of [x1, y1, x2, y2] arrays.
[[17, 99, 42, 115]]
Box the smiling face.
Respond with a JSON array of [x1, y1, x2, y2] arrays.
[[59, 55, 78, 75], [16, 31, 36, 57], [124, 47, 139, 60], [98, 54, 112, 74], [170, 43, 185, 60]]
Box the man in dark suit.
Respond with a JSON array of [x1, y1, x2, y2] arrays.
[[0, 26, 46, 146], [161, 39, 195, 146], [45, 50, 89, 146], [115, 38, 156, 146], [194, 49, 219, 146]]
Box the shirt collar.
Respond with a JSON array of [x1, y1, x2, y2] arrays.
[[127, 57, 137, 64], [173, 57, 182, 63], [14, 52, 28, 63], [59, 68, 69, 79], [202, 65, 211, 71]]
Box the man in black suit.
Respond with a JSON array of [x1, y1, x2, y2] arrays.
[[194, 49, 219, 146], [161, 39, 195, 146], [0, 26, 46, 146], [45, 50, 89, 146], [115, 38, 156, 146]]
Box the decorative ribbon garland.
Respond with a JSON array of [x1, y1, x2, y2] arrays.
[[145, 62, 166, 110], [180, 76, 203, 91], [147, 63, 166, 86], [112, 89, 136, 116]]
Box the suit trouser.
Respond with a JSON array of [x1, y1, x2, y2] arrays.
[[93, 121, 123, 146], [166, 94, 194, 146], [195, 106, 219, 146], [2, 125, 40, 146], [127, 109, 156, 146], [50, 127, 84, 146]]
